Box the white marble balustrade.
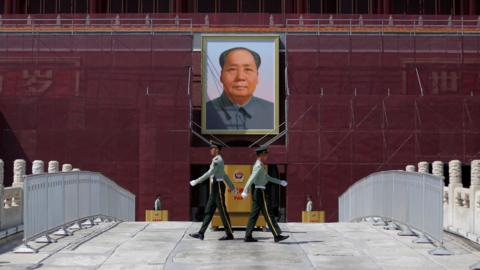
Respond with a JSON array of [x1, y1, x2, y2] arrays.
[[0, 159, 78, 237], [409, 159, 480, 243]]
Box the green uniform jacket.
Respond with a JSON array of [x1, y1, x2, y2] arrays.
[[194, 155, 236, 191], [244, 160, 282, 193]]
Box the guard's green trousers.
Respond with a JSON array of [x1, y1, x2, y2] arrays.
[[199, 180, 233, 235], [245, 188, 282, 237]]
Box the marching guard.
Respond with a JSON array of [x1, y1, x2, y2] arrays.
[[241, 145, 289, 243], [189, 141, 237, 240]]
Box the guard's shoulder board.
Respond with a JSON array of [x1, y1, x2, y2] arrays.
[[213, 156, 223, 164]]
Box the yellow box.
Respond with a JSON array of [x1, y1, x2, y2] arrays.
[[145, 210, 169, 221], [302, 211, 325, 223], [211, 164, 267, 229]]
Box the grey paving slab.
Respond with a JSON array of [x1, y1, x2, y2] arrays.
[[0, 221, 479, 269], [98, 264, 163, 270], [41, 253, 110, 267]]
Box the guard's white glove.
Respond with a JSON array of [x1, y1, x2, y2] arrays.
[[189, 180, 198, 186], [241, 192, 248, 199], [280, 180, 288, 187]]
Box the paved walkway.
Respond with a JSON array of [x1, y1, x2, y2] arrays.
[[0, 221, 479, 269]]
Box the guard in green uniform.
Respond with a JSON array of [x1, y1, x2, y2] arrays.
[[189, 140, 238, 240], [241, 145, 289, 243]]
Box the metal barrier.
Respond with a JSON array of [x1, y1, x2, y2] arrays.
[[15, 171, 135, 253], [338, 170, 450, 255]]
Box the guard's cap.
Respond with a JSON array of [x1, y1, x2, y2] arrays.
[[209, 140, 223, 149], [255, 145, 269, 155]]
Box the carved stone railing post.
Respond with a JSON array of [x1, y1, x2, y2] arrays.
[[62, 164, 72, 172], [48, 160, 59, 173], [446, 160, 463, 228], [470, 160, 480, 236], [32, 160, 44, 175], [471, 160, 480, 187], [12, 159, 26, 188], [449, 160, 462, 185], [418, 161, 429, 174], [432, 161, 444, 178], [405, 165, 416, 172]]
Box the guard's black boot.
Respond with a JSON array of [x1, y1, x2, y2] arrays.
[[189, 232, 204, 240], [218, 233, 234, 240], [244, 235, 258, 242], [274, 235, 289, 243]]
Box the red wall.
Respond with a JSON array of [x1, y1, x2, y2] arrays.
[[0, 34, 193, 221], [1, 32, 480, 222], [286, 34, 480, 221]]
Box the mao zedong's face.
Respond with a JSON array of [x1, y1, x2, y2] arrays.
[[220, 49, 259, 106]]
